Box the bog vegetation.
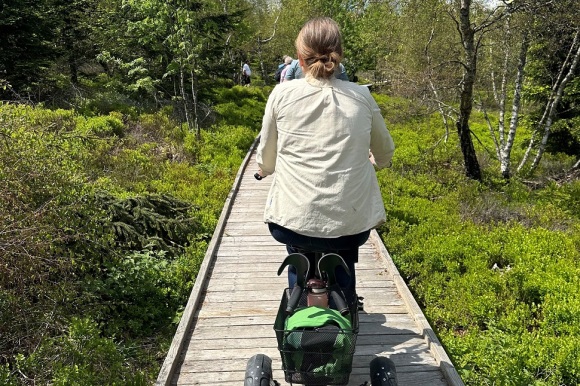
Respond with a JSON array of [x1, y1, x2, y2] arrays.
[[1, 0, 579, 385]]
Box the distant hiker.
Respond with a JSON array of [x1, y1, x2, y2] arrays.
[[274, 55, 289, 83], [279, 56, 293, 83], [284, 58, 348, 81], [242, 61, 252, 86]]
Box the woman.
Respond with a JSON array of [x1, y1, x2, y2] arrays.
[[256, 17, 395, 294], [279, 55, 293, 83]]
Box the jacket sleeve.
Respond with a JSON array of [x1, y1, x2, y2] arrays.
[[256, 90, 278, 176], [368, 94, 395, 169]]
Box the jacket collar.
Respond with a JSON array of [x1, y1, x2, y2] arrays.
[[305, 74, 335, 88]]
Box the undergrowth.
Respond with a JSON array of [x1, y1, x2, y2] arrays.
[[374, 93, 580, 385], [0, 86, 263, 384]]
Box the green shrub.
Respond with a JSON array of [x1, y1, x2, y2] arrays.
[[95, 250, 179, 337], [0, 364, 18, 386], [1, 88, 266, 385], [212, 86, 267, 128], [76, 114, 125, 137], [372, 96, 580, 385], [18, 318, 148, 385]]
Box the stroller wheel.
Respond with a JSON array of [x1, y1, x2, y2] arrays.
[[245, 354, 273, 386], [370, 357, 397, 386]]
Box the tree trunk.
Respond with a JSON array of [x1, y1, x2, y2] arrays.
[[457, 0, 482, 181], [190, 69, 200, 140], [257, 38, 268, 85], [500, 31, 529, 179], [63, 13, 79, 85], [179, 66, 192, 132], [528, 32, 580, 172], [496, 19, 511, 154], [518, 29, 580, 174]]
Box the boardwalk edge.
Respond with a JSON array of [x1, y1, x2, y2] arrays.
[[370, 230, 466, 386], [155, 136, 261, 386]]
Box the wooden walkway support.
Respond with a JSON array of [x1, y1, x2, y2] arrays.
[[156, 139, 465, 386]]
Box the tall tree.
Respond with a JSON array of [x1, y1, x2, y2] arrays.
[[448, 0, 517, 181], [516, 0, 580, 175], [479, 14, 530, 179], [52, 0, 101, 85], [0, 0, 58, 99], [116, 0, 243, 128]]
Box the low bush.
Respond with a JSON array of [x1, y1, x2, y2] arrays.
[[0, 87, 265, 384], [375, 94, 580, 385]]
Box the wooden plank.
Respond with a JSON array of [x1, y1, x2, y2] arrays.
[[185, 324, 423, 343], [183, 339, 433, 361], [172, 368, 447, 386], [183, 335, 431, 353], [190, 313, 417, 329], [208, 260, 386, 272], [203, 277, 396, 290], [195, 303, 411, 319], [199, 287, 402, 302], [176, 359, 438, 374]]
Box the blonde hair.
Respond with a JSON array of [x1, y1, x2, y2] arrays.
[[295, 18, 343, 79]]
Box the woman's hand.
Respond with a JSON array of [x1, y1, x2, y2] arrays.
[[254, 168, 266, 180], [369, 151, 377, 166]]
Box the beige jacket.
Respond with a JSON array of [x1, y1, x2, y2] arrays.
[[256, 76, 395, 237]]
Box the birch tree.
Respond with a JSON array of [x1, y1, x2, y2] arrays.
[[518, 28, 580, 174], [448, 0, 518, 181], [123, 0, 242, 135], [482, 16, 530, 179]]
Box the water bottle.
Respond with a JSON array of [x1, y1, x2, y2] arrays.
[[307, 278, 328, 308]]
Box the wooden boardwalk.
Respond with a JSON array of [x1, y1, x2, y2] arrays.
[[156, 139, 464, 386]]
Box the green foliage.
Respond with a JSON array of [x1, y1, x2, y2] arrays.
[[0, 364, 18, 386], [200, 125, 257, 168], [376, 102, 580, 385], [213, 86, 268, 127], [94, 191, 198, 256], [0, 0, 58, 95], [95, 250, 180, 336], [1, 85, 264, 384], [18, 318, 148, 386], [76, 114, 125, 137]]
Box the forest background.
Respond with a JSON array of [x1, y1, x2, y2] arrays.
[[1, 0, 579, 385]]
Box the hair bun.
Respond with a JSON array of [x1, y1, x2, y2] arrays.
[[295, 17, 343, 79]]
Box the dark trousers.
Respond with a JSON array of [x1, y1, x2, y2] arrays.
[[268, 223, 370, 292]]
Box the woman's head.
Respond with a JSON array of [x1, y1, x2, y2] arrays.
[[295, 17, 343, 79]]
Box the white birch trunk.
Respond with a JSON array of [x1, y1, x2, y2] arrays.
[[497, 19, 511, 151], [529, 32, 580, 172], [179, 66, 192, 131], [190, 69, 200, 139], [500, 32, 529, 179], [518, 29, 580, 172]]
